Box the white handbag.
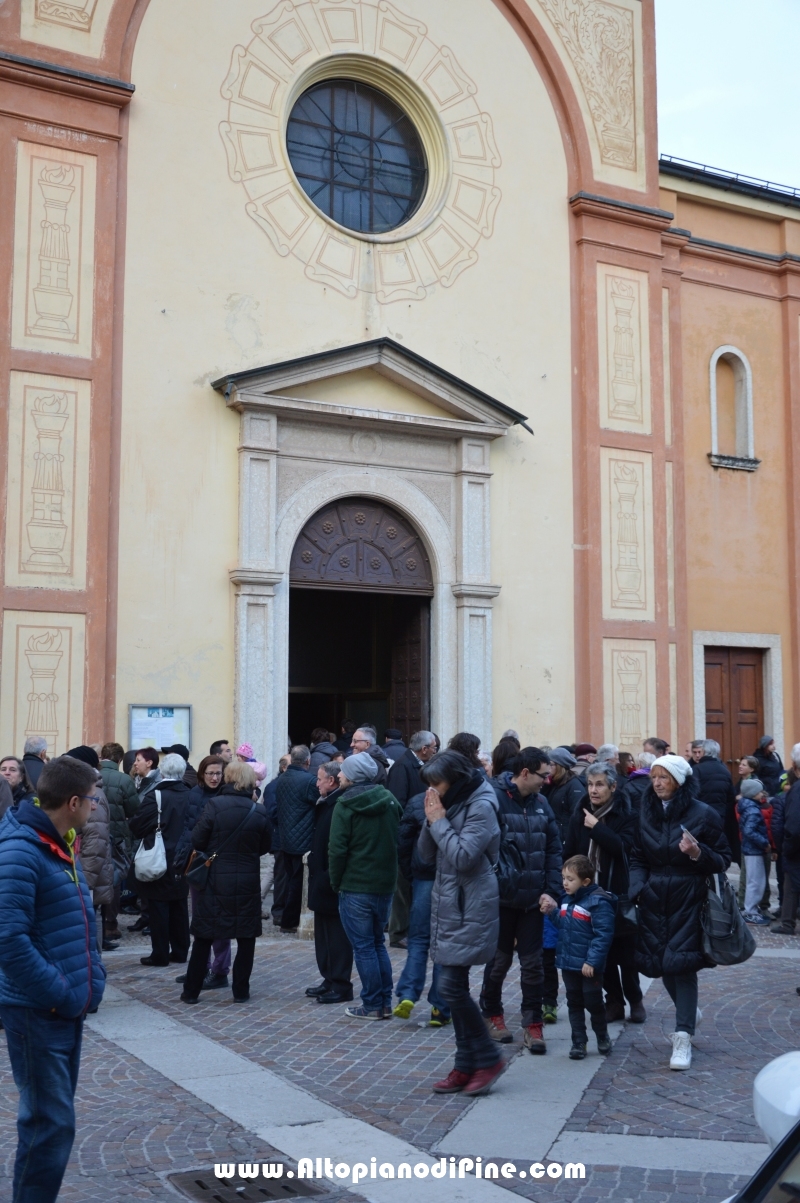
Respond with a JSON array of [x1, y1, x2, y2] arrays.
[[134, 791, 167, 881]]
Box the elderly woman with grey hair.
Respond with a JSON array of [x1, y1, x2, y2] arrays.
[[564, 762, 643, 1023], [129, 752, 191, 967]]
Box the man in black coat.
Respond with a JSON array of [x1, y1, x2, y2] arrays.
[[386, 730, 437, 947], [382, 729, 407, 767], [21, 737, 48, 789], [275, 745, 318, 933], [693, 740, 740, 864], [306, 762, 353, 1004], [479, 747, 561, 1054]]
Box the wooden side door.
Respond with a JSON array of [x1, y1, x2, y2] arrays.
[[704, 647, 764, 774], [390, 597, 430, 740]]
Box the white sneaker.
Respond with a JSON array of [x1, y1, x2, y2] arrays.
[[670, 1031, 692, 1070]]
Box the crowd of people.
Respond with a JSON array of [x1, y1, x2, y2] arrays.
[[1, 723, 799, 1202]]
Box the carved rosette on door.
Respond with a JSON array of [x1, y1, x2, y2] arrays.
[[290, 500, 433, 595]]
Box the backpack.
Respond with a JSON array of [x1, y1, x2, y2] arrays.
[[701, 873, 756, 966], [492, 810, 524, 903]]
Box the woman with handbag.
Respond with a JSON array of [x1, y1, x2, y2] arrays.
[[129, 753, 191, 967], [180, 760, 271, 1004], [174, 755, 229, 990], [628, 754, 731, 1071], [563, 762, 644, 1023]]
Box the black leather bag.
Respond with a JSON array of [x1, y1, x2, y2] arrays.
[[185, 802, 256, 891], [701, 872, 756, 966]]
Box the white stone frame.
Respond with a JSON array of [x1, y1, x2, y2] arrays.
[[708, 345, 759, 470], [692, 630, 784, 760], [217, 342, 517, 769]]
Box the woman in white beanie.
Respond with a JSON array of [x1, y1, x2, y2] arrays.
[[628, 755, 731, 1071]]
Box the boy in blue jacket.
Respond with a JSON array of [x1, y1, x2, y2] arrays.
[[737, 778, 772, 925], [0, 754, 105, 1203], [541, 854, 616, 1060]]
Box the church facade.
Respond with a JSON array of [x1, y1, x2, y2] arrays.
[[1, 0, 799, 775]]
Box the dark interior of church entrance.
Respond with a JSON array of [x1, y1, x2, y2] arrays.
[[287, 497, 433, 747]]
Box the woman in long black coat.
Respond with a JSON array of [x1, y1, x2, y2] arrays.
[[564, 762, 644, 1023], [180, 760, 271, 1003], [628, 755, 730, 1071], [305, 762, 353, 1004], [129, 753, 191, 967]]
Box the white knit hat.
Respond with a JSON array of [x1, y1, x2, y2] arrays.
[[652, 754, 693, 786]]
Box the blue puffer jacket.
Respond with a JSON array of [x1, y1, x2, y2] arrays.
[[0, 801, 105, 1016], [550, 883, 616, 972], [738, 796, 770, 855]]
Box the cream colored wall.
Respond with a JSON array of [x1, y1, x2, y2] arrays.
[[680, 283, 794, 744], [119, 0, 574, 756]]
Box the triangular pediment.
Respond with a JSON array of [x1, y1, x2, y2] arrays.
[[211, 338, 531, 434]]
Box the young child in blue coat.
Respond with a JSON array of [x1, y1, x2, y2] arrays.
[[541, 854, 616, 1060]]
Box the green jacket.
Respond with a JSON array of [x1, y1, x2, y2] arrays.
[[99, 760, 140, 853], [328, 784, 401, 896]]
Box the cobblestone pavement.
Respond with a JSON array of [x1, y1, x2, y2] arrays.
[[0, 920, 796, 1201]]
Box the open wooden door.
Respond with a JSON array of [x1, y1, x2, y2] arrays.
[[390, 597, 430, 740]]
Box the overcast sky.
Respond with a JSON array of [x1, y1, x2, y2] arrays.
[[655, 0, 800, 188]]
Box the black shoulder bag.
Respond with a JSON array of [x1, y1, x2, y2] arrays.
[[611, 847, 639, 937], [185, 802, 257, 891]]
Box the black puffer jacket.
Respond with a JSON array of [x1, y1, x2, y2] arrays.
[[307, 789, 343, 915], [622, 770, 651, 812], [563, 792, 637, 896], [491, 772, 562, 910], [129, 779, 190, 901], [387, 748, 423, 808], [397, 791, 435, 882], [628, 782, 731, 977], [276, 765, 318, 855], [780, 779, 800, 893], [542, 772, 586, 844], [189, 785, 271, 939], [693, 757, 740, 864], [99, 760, 140, 853]]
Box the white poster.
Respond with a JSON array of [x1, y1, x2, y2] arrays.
[[128, 705, 192, 752]]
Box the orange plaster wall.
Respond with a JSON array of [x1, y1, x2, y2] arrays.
[[676, 198, 784, 255], [680, 281, 794, 740]]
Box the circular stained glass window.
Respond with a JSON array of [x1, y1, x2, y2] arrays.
[[286, 79, 428, 235]]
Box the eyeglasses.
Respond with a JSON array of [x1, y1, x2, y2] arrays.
[[80, 795, 100, 804]]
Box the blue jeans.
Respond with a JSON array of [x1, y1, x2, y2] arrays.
[[395, 878, 449, 1018], [0, 1006, 83, 1203], [338, 891, 393, 1012]]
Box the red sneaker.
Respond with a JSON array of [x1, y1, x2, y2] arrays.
[[432, 1069, 471, 1094], [462, 1060, 507, 1096], [523, 1022, 546, 1054]]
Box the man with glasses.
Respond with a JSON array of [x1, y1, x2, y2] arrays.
[[480, 746, 562, 1054], [0, 754, 105, 1203], [349, 726, 390, 786]]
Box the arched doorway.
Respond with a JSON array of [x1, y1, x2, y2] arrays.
[[288, 498, 433, 745]]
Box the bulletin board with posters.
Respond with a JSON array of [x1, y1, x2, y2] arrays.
[[128, 705, 192, 752]]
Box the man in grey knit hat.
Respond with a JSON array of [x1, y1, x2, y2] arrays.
[[329, 753, 402, 1019]]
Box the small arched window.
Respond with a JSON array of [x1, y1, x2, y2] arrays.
[[708, 346, 760, 471]]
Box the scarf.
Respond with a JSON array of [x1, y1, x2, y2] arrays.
[[587, 796, 615, 875]]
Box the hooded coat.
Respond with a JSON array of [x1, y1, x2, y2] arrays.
[[628, 782, 731, 977], [491, 772, 563, 910], [128, 779, 191, 901], [417, 772, 500, 966], [189, 785, 271, 939], [0, 800, 105, 1015], [328, 783, 401, 895], [99, 759, 140, 853], [541, 771, 586, 845], [78, 787, 114, 906], [309, 741, 340, 772]]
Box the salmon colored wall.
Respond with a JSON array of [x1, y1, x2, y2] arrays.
[[680, 281, 794, 743]]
